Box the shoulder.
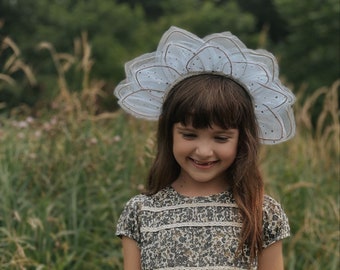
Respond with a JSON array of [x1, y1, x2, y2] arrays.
[[115, 188, 174, 242], [263, 195, 285, 213], [119, 187, 173, 214], [117, 194, 147, 223], [124, 194, 149, 209], [115, 194, 149, 242], [262, 194, 289, 223], [118, 193, 153, 218], [262, 195, 290, 248]]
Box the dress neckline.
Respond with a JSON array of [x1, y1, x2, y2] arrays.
[[167, 185, 232, 200]]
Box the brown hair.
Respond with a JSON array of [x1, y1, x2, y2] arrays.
[[146, 74, 264, 262]]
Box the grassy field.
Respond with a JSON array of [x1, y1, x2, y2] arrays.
[[0, 37, 339, 269], [0, 81, 339, 269]]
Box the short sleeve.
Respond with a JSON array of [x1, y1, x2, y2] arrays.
[[115, 195, 144, 245], [262, 195, 290, 248]]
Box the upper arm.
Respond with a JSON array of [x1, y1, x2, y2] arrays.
[[122, 236, 142, 270], [258, 241, 284, 270]]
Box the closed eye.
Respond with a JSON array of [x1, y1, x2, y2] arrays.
[[181, 133, 197, 139], [214, 136, 229, 142]]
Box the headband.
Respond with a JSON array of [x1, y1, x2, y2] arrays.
[[114, 26, 296, 144]]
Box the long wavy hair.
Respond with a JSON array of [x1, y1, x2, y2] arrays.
[[146, 74, 264, 261]]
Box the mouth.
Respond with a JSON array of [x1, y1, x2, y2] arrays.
[[189, 158, 218, 168]]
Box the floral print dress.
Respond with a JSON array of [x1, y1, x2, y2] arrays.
[[116, 186, 290, 270]]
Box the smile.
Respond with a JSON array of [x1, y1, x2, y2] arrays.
[[189, 158, 218, 167]]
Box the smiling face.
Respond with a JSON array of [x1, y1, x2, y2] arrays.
[[172, 123, 239, 195]]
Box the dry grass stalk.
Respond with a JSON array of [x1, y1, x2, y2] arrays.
[[296, 86, 328, 131], [9, 59, 37, 85], [39, 32, 109, 119], [37, 41, 74, 102], [0, 37, 36, 87], [1, 37, 20, 56], [316, 80, 339, 147], [0, 74, 16, 85], [294, 80, 340, 163]]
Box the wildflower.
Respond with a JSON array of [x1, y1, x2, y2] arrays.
[[89, 137, 98, 145], [13, 121, 28, 128], [43, 122, 51, 131], [113, 135, 121, 142], [25, 116, 34, 124], [35, 130, 42, 138]]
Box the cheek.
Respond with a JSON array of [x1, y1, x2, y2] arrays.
[[172, 134, 180, 155], [173, 139, 185, 155], [220, 142, 238, 160], [173, 137, 191, 158]]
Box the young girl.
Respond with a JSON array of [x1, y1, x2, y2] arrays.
[[114, 26, 295, 270]]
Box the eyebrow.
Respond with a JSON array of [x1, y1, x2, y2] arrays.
[[213, 129, 238, 136], [175, 126, 194, 132]]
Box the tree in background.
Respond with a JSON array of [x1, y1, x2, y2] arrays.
[[0, 0, 258, 111], [0, 0, 149, 110], [0, 0, 339, 113], [274, 0, 339, 91]]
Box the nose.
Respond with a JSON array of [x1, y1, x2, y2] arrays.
[[194, 141, 213, 158]]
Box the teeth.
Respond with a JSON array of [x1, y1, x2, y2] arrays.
[[194, 160, 214, 166]]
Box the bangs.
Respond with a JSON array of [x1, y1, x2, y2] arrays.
[[168, 74, 252, 129]]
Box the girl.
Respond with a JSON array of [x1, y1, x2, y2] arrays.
[[114, 26, 295, 270]]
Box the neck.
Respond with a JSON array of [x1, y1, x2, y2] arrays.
[[171, 176, 229, 197]]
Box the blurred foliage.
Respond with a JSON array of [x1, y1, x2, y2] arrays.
[[0, 0, 339, 117], [0, 36, 38, 112], [273, 0, 340, 91]]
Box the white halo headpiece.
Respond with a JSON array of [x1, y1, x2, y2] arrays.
[[114, 26, 296, 144]]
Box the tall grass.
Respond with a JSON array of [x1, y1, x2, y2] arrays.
[[261, 80, 339, 270], [0, 112, 153, 269], [0, 36, 339, 269]]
